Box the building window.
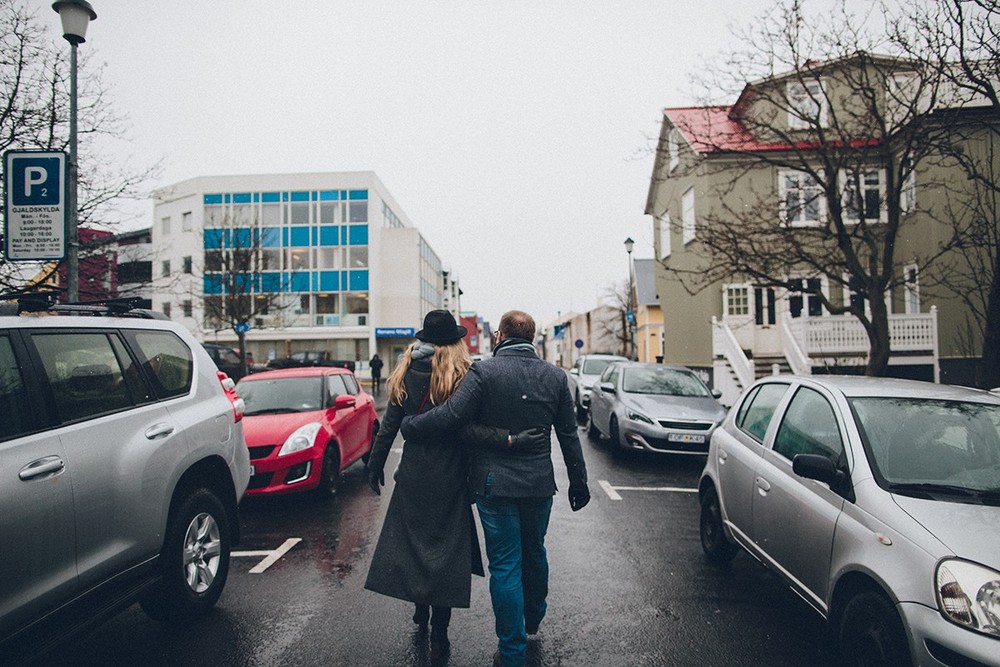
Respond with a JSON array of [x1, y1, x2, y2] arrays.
[[162, 302, 171, 318], [787, 80, 827, 129], [787, 277, 824, 318], [668, 128, 680, 172], [901, 155, 916, 213], [161, 216, 171, 235], [182, 300, 193, 318], [182, 211, 193, 231], [724, 284, 750, 317], [349, 201, 368, 223], [780, 170, 824, 226], [904, 264, 920, 314], [682, 188, 695, 244], [842, 169, 885, 222], [183, 256, 192, 274], [658, 213, 671, 260], [161, 260, 171, 277]]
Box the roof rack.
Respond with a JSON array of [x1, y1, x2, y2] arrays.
[[0, 292, 168, 319]]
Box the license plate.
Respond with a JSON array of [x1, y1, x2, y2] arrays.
[[668, 433, 705, 444]]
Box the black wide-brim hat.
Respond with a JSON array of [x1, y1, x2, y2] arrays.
[[415, 309, 468, 344]]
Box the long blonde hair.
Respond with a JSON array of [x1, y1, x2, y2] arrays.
[[386, 340, 472, 407]]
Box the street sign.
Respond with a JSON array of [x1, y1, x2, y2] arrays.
[[626, 310, 635, 324], [234, 322, 251, 334], [3, 150, 68, 261], [575, 338, 584, 349], [375, 327, 416, 338]]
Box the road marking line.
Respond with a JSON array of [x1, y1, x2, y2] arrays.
[[599, 480, 697, 500], [233, 537, 302, 573]]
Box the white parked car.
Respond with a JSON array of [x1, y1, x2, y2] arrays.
[[699, 375, 1000, 666], [566, 353, 628, 417]]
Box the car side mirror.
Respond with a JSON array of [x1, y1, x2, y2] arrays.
[[333, 394, 356, 410], [793, 454, 853, 500], [569, 368, 579, 376], [599, 382, 616, 394], [711, 389, 723, 399]]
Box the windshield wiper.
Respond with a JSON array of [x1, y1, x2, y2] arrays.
[[886, 482, 978, 499], [244, 407, 301, 416]]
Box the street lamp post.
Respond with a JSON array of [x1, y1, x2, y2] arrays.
[[624, 237, 637, 361], [52, 0, 96, 303]]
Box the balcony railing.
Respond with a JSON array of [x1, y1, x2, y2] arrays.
[[712, 316, 754, 389], [786, 307, 938, 357]]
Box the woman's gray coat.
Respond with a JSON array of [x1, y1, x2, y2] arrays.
[[364, 356, 485, 608]]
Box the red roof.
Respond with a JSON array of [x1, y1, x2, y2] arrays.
[[665, 106, 880, 154]]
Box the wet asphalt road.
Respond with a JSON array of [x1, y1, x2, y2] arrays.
[[36, 404, 839, 667]]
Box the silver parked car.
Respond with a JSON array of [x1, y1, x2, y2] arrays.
[[566, 353, 628, 417], [586, 362, 726, 455], [699, 375, 1000, 667], [0, 299, 251, 660]]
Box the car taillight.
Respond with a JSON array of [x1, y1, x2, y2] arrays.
[[217, 371, 245, 422]]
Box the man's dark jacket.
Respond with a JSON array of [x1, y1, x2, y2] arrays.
[[402, 340, 588, 498]]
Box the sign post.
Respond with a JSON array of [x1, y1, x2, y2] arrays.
[[3, 150, 68, 261]]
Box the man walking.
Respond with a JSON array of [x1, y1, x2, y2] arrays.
[[369, 353, 384, 395], [401, 310, 591, 667]]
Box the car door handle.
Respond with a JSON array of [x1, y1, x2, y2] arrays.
[[755, 476, 771, 494], [19, 455, 66, 481], [718, 449, 729, 465], [144, 423, 175, 439]]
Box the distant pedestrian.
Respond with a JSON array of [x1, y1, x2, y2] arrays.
[[402, 310, 591, 667], [369, 353, 384, 394], [364, 310, 546, 663]]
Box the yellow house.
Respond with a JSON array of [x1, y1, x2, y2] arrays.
[[633, 258, 664, 363]]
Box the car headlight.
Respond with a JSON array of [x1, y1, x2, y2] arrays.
[[626, 408, 655, 425], [936, 559, 1000, 638], [278, 422, 322, 456]]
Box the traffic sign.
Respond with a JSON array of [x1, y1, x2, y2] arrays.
[[234, 322, 251, 334], [3, 150, 68, 261], [575, 338, 584, 349]]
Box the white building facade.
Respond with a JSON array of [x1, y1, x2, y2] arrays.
[[152, 172, 450, 373]]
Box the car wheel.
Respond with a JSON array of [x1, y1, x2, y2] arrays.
[[140, 488, 231, 621], [609, 416, 628, 456], [699, 487, 738, 564], [586, 410, 601, 440], [575, 394, 587, 422], [316, 444, 342, 497], [838, 591, 911, 667]]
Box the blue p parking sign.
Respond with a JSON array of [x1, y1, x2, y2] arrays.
[[3, 150, 67, 260]]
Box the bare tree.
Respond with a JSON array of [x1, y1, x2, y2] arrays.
[[598, 280, 632, 358], [662, 0, 971, 376], [0, 0, 158, 298], [892, 0, 1000, 387]]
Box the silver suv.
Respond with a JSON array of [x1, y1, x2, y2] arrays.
[[0, 299, 251, 660]]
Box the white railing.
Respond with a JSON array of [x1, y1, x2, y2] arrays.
[[712, 316, 754, 389], [780, 315, 812, 375], [794, 308, 939, 356]]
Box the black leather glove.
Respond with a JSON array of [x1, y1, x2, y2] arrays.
[[368, 467, 385, 495], [569, 482, 591, 511], [509, 427, 549, 451]]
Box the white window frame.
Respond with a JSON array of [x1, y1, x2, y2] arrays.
[[779, 170, 826, 227], [657, 213, 672, 260], [841, 169, 887, 223], [903, 263, 920, 314], [784, 275, 828, 319], [901, 155, 916, 214], [182, 211, 193, 231], [723, 283, 751, 318], [682, 188, 696, 244], [787, 80, 828, 130], [668, 128, 680, 173], [160, 216, 171, 235]]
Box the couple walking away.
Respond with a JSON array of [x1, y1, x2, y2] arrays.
[[364, 309, 591, 667]]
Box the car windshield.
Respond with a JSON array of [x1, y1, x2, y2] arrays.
[[238, 376, 324, 414], [622, 367, 711, 397], [850, 397, 1000, 501], [582, 358, 620, 375]]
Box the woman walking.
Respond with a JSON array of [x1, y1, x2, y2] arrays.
[[364, 310, 543, 662]]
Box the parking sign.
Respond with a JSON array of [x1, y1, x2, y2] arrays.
[[3, 150, 67, 260]]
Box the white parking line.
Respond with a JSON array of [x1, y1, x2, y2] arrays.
[[232, 537, 302, 573], [598, 480, 697, 500]]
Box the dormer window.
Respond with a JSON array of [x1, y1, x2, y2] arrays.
[[787, 80, 828, 130]]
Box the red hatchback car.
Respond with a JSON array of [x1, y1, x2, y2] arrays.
[[236, 367, 378, 496]]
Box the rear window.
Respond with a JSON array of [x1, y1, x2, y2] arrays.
[[132, 331, 193, 399], [736, 383, 789, 442], [582, 358, 621, 375], [0, 335, 33, 440]]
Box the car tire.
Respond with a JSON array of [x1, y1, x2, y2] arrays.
[[316, 444, 342, 497], [838, 591, 911, 667], [609, 416, 627, 456], [586, 410, 601, 440], [140, 488, 231, 622], [699, 487, 738, 564]]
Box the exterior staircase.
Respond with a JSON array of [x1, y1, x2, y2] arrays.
[[753, 354, 793, 379]]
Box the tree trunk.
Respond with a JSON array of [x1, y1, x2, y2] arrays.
[[865, 298, 892, 377], [236, 330, 248, 378], [977, 250, 1000, 389]]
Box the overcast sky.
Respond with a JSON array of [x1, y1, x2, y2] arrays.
[[55, 0, 780, 328]]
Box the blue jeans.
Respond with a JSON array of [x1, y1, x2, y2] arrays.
[[475, 493, 553, 667]]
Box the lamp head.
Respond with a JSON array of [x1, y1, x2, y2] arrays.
[[52, 0, 96, 45], [624, 237, 635, 254]]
